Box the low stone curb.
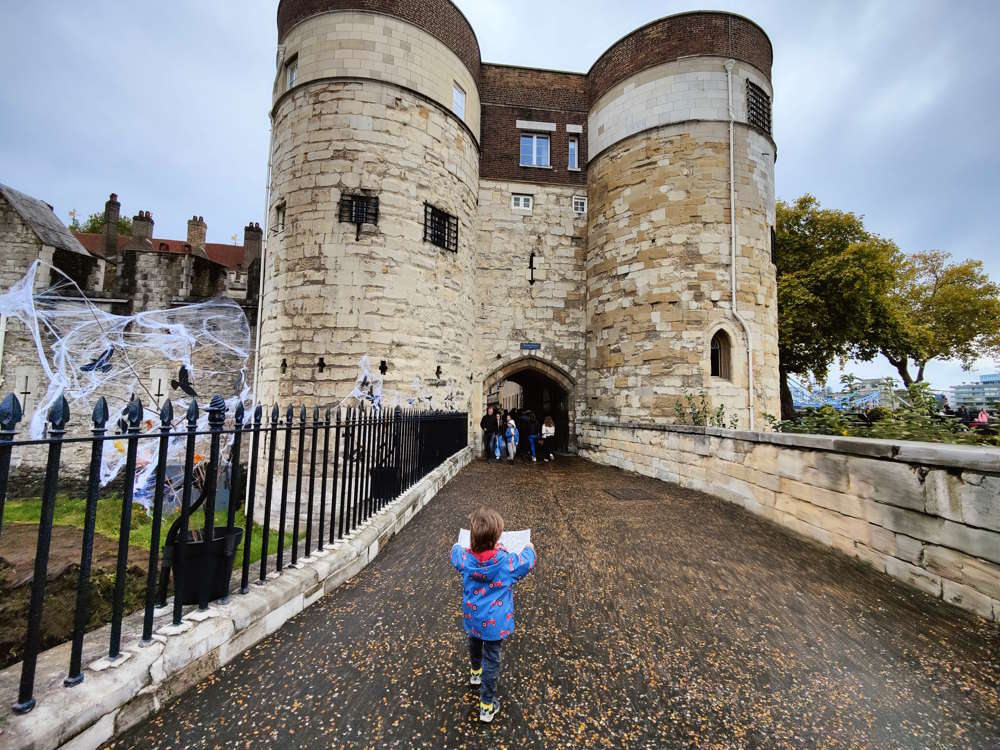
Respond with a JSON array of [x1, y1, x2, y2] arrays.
[[0, 446, 472, 750]]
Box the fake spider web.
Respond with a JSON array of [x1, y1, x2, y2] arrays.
[[0, 261, 251, 508]]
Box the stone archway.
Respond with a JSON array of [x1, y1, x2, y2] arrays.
[[483, 356, 576, 452]]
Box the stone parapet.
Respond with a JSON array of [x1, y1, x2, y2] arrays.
[[0, 447, 473, 750], [578, 418, 1000, 623]]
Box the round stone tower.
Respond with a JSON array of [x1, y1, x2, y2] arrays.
[[259, 0, 482, 410], [584, 12, 779, 427]]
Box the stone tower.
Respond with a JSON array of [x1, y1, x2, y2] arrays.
[[262, 3, 779, 437], [260, 0, 482, 409], [584, 14, 778, 427]]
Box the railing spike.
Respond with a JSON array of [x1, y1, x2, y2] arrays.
[[234, 401, 245, 426], [48, 394, 70, 430], [159, 398, 173, 424], [92, 396, 109, 427], [186, 398, 199, 423], [0, 393, 24, 430]]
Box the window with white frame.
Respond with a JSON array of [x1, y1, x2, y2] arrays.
[[568, 137, 579, 170], [452, 82, 466, 119], [520, 133, 550, 167], [511, 194, 533, 211], [572, 195, 587, 215], [285, 55, 298, 90]]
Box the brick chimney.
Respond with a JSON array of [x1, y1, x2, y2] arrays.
[[187, 215, 207, 250], [103, 192, 120, 258], [132, 210, 154, 241], [243, 221, 263, 266]]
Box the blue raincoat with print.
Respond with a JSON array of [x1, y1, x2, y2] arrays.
[[450, 543, 536, 641]]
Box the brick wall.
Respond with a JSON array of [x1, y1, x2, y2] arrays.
[[479, 65, 588, 186], [277, 0, 481, 82], [588, 12, 772, 102]]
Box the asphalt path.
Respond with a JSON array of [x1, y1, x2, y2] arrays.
[[109, 456, 1000, 749]]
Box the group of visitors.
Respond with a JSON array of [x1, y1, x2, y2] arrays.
[[955, 405, 996, 431], [479, 405, 556, 464]]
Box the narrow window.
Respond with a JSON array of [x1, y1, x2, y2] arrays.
[[572, 195, 587, 215], [711, 330, 732, 380], [275, 202, 286, 233], [511, 194, 533, 212], [568, 137, 579, 170], [746, 79, 772, 135], [423, 203, 458, 252], [285, 54, 298, 90], [452, 82, 466, 119], [519, 134, 550, 167]]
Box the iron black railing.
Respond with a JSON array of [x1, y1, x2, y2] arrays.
[[0, 391, 467, 714]]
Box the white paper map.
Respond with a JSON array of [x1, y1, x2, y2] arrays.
[[457, 528, 531, 554]]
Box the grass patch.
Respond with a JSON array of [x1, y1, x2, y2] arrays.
[[4, 495, 291, 565]]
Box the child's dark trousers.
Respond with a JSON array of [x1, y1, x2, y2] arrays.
[[469, 636, 502, 705]]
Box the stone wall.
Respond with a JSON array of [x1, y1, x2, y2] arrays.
[[585, 120, 779, 426], [258, 79, 479, 411], [588, 57, 771, 158], [275, 10, 480, 142], [472, 180, 588, 439], [579, 419, 1000, 623]]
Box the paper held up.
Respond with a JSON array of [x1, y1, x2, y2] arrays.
[[457, 528, 531, 554]]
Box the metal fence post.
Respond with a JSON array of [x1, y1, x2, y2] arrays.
[[109, 395, 143, 659], [198, 395, 227, 610], [277, 405, 293, 572], [317, 407, 331, 551], [241, 404, 263, 593], [227, 402, 246, 532], [291, 406, 306, 566], [0, 393, 23, 534], [65, 397, 109, 686], [260, 404, 280, 583], [140, 399, 173, 644], [12, 395, 68, 714], [173, 399, 199, 626]]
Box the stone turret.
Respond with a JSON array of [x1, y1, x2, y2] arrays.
[[103, 192, 120, 259]]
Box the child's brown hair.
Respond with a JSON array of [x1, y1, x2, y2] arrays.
[[469, 507, 504, 552]]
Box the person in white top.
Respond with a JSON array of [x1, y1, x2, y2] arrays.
[[540, 415, 556, 462]]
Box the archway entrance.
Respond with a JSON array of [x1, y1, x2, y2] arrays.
[[483, 357, 575, 453]]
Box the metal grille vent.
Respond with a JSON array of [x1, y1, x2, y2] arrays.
[[423, 203, 458, 253], [746, 79, 772, 135]]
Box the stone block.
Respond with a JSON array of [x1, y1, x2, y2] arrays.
[[884, 557, 942, 598], [959, 474, 1000, 532], [923, 545, 1000, 600], [942, 579, 995, 620]]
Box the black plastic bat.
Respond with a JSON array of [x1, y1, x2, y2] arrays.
[[170, 365, 198, 397], [80, 345, 114, 373]]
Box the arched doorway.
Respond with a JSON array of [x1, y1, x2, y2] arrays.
[[483, 357, 575, 452]]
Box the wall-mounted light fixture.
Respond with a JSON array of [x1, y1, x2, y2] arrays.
[[435, 365, 442, 379], [379, 360, 388, 375], [317, 357, 326, 373], [280, 358, 287, 375]]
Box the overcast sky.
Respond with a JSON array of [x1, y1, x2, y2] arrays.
[[2, 1, 997, 389]]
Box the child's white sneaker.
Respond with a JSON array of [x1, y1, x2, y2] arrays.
[[532, 456, 537, 462], [469, 668, 482, 686], [479, 701, 499, 723], [549, 453, 555, 461]]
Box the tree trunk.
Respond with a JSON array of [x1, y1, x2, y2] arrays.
[[779, 362, 795, 421], [915, 363, 926, 383], [884, 353, 914, 387]]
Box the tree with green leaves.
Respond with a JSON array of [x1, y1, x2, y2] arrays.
[[69, 211, 132, 235], [875, 251, 1000, 386], [775, 195, 899, 419]]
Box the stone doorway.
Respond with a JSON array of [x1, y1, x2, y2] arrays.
[[483, 357, 575, 452]]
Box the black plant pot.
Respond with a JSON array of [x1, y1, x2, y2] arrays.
[[369, 466, 397, 502], [162, 526, 243, 605]]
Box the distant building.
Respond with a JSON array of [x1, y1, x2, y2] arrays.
[[951, 374, 1000, 409]]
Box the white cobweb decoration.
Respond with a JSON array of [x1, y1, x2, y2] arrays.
[[0, 261, 251, 508]]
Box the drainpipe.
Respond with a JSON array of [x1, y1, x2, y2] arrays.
[[724, 60, 755, 430]]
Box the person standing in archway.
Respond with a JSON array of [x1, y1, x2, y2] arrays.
[[540, 415, 556, 461], [480, 406, 500, 462]]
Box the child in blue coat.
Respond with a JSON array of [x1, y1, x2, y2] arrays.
[[504, 418, 519, 463], [450, 507, 536, 722]]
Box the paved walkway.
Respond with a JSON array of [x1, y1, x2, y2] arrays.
[[109, 457, 1000, 749]]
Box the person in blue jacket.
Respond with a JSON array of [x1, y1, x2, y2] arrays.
[[450, 507, 536, 723], [503, 417, 519, 464]]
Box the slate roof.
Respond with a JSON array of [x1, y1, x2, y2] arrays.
[[0, 182, 90, 257]]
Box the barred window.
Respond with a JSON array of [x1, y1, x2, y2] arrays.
[[338, 194, 379, 240], [423, 203, 458, 252], [746, 79, 771, 135]]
